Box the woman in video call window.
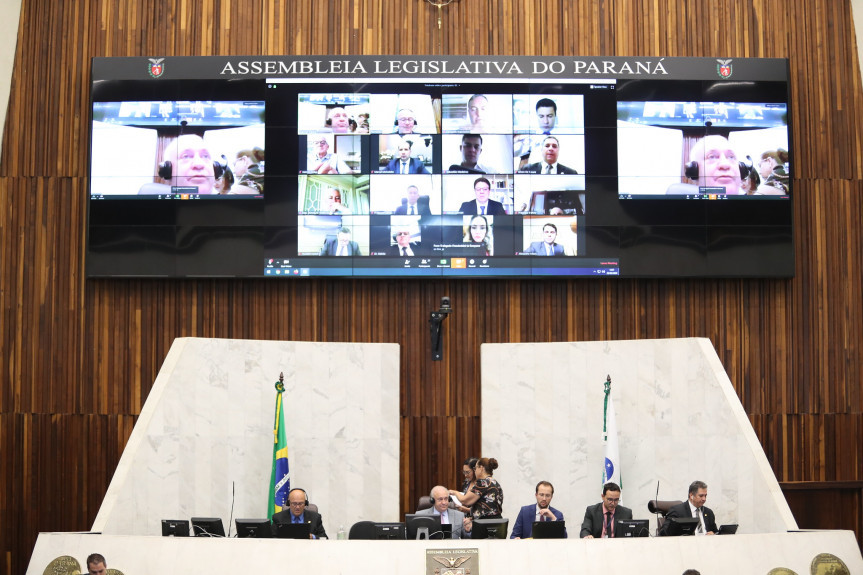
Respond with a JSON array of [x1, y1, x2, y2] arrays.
[[463, 214, 493, 256]]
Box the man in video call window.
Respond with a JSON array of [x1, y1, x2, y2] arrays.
[[321, 187, 351, 214], [447, 134, 494, 174], [685, 135, 743, 195], [520, 136, 579, 175], [388, 224, 421, 257], [162, 134, 217, 194], [458, 177, 506, 215], [394, 185, 431, 216], [386, 139, 430, 174], [320, 227, 361, 256], [535, 98, 558, 134], [523, 223, 564, 256], [308, 137, 351, 174], [395, 108, 417, 135]]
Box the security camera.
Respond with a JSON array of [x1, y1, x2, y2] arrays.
[[440, 296, 452, 312]]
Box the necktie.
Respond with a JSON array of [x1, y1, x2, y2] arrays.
[[604, 512, 612, 538], [402, 162, 408, 174], [695, 508, 704, 534], [338, 245, 346, 256], [410, 205, 415, 215], [545, 244, 551, 256], [440, 512, 449, 524], [480, 206, 486, 215], [544, 164, 552, 174], [401, 247, 407, 256]]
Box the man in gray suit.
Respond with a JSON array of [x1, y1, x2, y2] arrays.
[[580, 482, 633, 538], [417, 485, 472, 539]]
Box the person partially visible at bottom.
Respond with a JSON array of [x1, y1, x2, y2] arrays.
[[682, 570, 702, 575], [449, 457, 503, 519], [523, 223, 564, 256], [463, 214, 492, 256], [580, 481, 633, 538], [231, 148, 264, 194], [321, 227, 361, 256], [659, 480, 718, 536], [510, 480, 566, 539], [756, 148, 789, 195], [416, 485, 472, 539], [86, 553, 107, 575], [272, 487, 328, 539], [458, 177, 506, 215]]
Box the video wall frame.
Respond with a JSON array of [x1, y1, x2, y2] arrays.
[[88, 56, 793, 278]]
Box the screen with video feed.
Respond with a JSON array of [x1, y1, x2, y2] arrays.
[[87, 56, 793, 278]]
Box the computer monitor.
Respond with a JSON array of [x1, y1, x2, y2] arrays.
[[663, 517, 699, 536], [235, 518, 272, 538], [471, 518, 509, 539], [161, 519, 190, 537], [531, 520, 566, 539], [405, 514, 449, 540], [273, 521, 311, 539], [191, 517, 226, 537], [374, 522, 406, 540], [718, 524, 739, 535], [616, 519, 650, 538]]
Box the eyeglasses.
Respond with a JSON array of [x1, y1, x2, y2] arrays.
[[288, 501, 305, 507], [462, 470, 474, 475], [396, 231, 411, 236]]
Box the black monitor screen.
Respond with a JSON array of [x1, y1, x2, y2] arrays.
[[88, 56, 793, 278], [531, 520, 566, 539], [664, 517, 699, 536], [373, 522, 406, 540], [405, 513, 449, 540], [191, 517, 225, 537], [472, 518, 509, 539], [161, 519, 190, 537], [616, 519, 650, 538], [235, 518, 272, 538]]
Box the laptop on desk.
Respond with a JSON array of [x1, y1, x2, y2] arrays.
[[274, 521, 311, 539], [718, 524, 739, 535]]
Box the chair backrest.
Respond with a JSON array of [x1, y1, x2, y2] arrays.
[[348, 520, 377, 540], [306, 503, 318, 514], [648, 499, 683, 536], [416, 496, 434, 512]]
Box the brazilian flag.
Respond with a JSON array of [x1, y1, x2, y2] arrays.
[[268, 378, 290, 518]]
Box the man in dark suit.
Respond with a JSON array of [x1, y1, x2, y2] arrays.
[[385, 139, 429, 174], [272, 488, 327, 539], [416, 485, 472, 539], [659, 480, 718, 536], [523, 222, 565, 256], [519, 136, 579, 174], [458, 176, 507, 215], [394, 185, 431, 215], [320, 227, 361, 256], [510, 480, 567, 539], [386, 223, 422, 256], [580, 482, 633, 538]]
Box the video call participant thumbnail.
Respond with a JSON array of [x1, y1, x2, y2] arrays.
[[519, 136, 579, 175], [387, 220, 422, 256], [522, 222, 564, 256], [320, 226, 361, 256], [385, 139, 430, 174], [394, 185, 431, 215], [446, 134, 496, 174], [305, 136, 352, 175], [458, 177, 507, 215]]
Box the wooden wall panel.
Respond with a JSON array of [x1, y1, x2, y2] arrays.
[[2, 0, 863, 572]]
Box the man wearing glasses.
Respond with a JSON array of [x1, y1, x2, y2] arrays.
[[580, 482, 633, 538], [387, 223, 422, 256], [308, 137, 352, 174], [458, 177, 506, 215], [272, 487, 328, 539]]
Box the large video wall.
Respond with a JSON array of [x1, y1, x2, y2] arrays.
[[87, 56, 792, 278]]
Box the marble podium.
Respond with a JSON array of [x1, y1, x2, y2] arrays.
[[91, 337, 401, 537], [482, 338, 797, 534]]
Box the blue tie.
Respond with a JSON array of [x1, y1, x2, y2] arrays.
[[481, 206, 486, 215]]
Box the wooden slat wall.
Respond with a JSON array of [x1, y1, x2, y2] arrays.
[[2, 0, 863, 572]]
